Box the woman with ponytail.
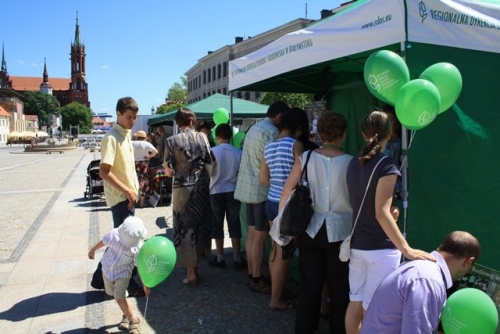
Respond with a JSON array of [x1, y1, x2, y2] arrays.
[[344, 111, 435, 334]]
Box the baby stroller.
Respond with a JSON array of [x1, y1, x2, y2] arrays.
[[84, 159, 104, 200]]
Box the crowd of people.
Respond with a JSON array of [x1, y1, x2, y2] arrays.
[[89, 96, 481, 334]]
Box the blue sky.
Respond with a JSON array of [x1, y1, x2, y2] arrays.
[[0, 0, 342, 118]]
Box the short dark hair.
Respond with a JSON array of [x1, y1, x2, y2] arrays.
[[116, 97, 139, 114], [196, 121, 212, 132], [215, 123, 232, 140], [438, 231, 481, 260], [175, 108, 196, 127], [267, 101, 289, 118]]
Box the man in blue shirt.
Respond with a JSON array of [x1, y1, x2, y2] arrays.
[[360, 231, 480, 334]]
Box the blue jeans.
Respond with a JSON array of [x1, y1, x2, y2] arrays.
[[111, 200, 135, 228]]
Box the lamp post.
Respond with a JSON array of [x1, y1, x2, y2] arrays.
[[151, 106, 155, 115]]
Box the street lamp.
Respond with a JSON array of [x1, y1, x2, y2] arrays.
[[151, 106, 155, 115]]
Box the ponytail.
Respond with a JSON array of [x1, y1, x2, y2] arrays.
[[358, 111, 391, 165]]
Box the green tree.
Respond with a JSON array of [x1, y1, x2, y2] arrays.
[[167, 76, 187, 104], [259, 92, 312, 110], [155, 103, 184, 115], [60, 102, 93, 134], [21, 91, 60, 127]]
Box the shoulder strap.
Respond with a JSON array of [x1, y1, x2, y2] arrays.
[[300, 150, 314, 182], [350, 156, 388, 235]]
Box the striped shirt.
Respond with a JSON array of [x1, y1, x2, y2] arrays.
[[264, 137, 296, 202], [100, 229, 138, 281]]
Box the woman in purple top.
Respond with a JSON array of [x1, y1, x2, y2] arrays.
[[344, 111, 435, 334]]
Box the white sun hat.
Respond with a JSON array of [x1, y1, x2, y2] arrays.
[[118, 216, 147, 248]]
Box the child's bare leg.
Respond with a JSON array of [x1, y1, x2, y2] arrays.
[[116, 298, 135, 319]]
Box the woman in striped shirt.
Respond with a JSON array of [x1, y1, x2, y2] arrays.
[[260, 107, 310, 310]]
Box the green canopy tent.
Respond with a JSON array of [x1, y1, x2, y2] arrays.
[[148, 93, 269, 127], [229, 0, 500, 269]]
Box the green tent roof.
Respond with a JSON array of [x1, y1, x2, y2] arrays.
[[148, 94, 269, 126]]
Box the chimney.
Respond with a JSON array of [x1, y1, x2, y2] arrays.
[[320, 9, 333, 19], [235, 36, 244, 44], [207, 51, 213, 55]]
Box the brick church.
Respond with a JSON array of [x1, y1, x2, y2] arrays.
[[0, 14, 90, 108]]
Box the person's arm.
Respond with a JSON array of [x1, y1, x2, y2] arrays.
[[400, 279, 444, 333], [279, 156, 303, 211], [99, 163, 137, 210], [375, 175, 435, 261], [145, 143, 158, 160], [260, 154, 270, 186], [88, 240, 105, 259], [292, 140, 304, 159]]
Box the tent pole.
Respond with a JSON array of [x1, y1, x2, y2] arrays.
[[399, 41, 409, 239], [230, 91, 234, 145]]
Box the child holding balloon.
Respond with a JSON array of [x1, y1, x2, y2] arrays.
[[88, 216, 150, 334]]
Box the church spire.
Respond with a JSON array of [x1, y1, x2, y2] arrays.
[[73, 11, 81, 46], [43, 58, 49, 83], [1, 42, 7, 73]]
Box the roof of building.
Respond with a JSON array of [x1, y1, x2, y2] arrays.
[[25, 115, 38, 121], [0, 105, 10, 117], [10, 76, 70, 91]]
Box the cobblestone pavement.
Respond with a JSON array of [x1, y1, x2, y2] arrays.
[[0, 145, 329, 334]]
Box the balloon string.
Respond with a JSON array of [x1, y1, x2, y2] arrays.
[[144, 296, 149, 320]]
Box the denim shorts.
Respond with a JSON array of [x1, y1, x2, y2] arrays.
[[111, 200, 135, 228], [265, 200, 279, 222], [210, 192, 241, 239]]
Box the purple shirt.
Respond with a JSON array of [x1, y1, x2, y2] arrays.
[[360, 251, 452, 334]]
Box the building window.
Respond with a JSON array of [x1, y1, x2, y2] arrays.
[[203, 71, 206, 84], [223, 62, 227, 77], [203, 93, 206, 98], [255, 92, 261, 99], [237, 92, 242, 98], [217, 89, 221, 93], [217, 64, 221, 79], [207, 69, 211, 82], [223, 87, 227, 95], [212, 66, 216, 81], [245, 92, 250, 100]]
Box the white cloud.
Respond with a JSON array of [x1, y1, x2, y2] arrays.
[[101, 65, 108, 69], [16, 60, 24, 64], [31, 63, 38, 66]]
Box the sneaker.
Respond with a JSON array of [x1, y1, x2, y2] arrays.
[[209, 257, 226, 268], [233, 257, 248, 271], [249, 279, 271, 294]]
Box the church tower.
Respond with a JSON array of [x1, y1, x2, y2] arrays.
[[69, 12, 90, 107], [40, 58, 53, 95], [0, 43, 12, 89]]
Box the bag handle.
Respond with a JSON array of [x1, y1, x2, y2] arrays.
[[349, 156, 388, 237], [300, 150, 314, 183]]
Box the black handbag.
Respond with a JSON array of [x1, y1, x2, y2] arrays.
[[280, 150, 314, 237]]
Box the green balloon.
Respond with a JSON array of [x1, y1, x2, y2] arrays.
[[364, 50, 410, 105], [441, 288, 498, 334], [137, 236, 177, 288], [395, 79, 440, 130], [419, 62, 462, 114], [232, 131, 245, 149], [213, 108, 229, 125]]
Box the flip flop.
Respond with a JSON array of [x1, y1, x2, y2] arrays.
[[269, 300, 297, 311]]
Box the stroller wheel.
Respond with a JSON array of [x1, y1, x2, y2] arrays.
[[84, 191, 87, 199]]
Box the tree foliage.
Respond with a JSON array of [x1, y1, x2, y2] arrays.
[[21, 91, 60, 127], [60, 102, 93, 134], [155, 103, 184, 115], [259, 92, 313, 110], [167, 76, 187, 104]]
